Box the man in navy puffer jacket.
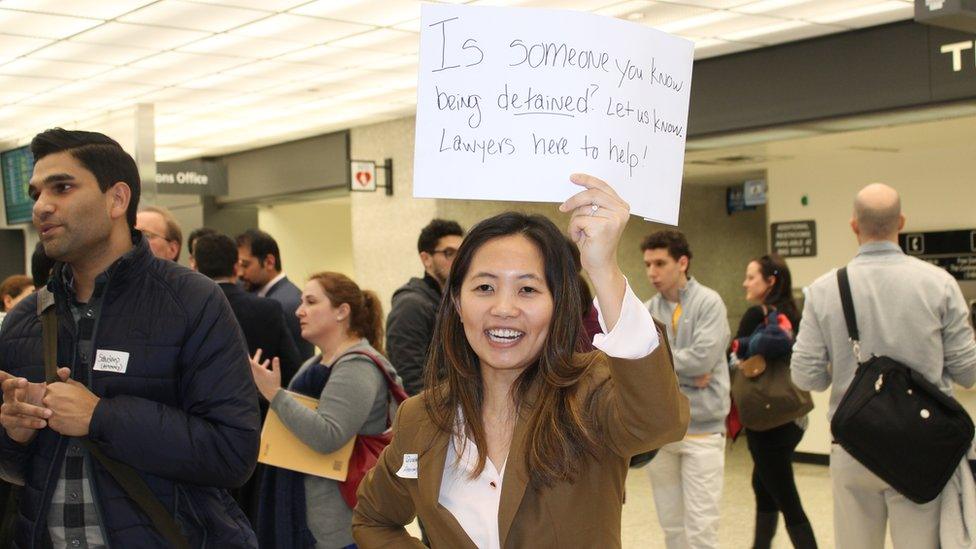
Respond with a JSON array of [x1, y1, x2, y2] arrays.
[[0, 128, 260, 548]]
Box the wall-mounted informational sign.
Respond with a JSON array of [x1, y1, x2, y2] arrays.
[[412, 3, 694, 224], [1, 146, 34, 225], [155, 161, 227, 196], [771, 220, 817, 258], [350, 160, 377, 192], [743, 179, 767, 206], [899, 229, 976, 280]]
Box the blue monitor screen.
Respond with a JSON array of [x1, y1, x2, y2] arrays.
[[1, 146, 34, 225]]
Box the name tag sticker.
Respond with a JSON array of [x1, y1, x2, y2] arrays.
[[93, 350, 129, 374], [396, 453, 419, 479]]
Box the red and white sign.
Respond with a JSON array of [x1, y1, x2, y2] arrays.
[[350, 160, 377, 192]]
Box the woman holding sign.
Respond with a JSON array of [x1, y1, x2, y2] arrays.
[[353, 174, 690, 547], [251, 272, 403, 549]]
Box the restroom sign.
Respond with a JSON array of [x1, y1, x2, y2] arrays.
[[771, 220, 817, 258], [350, 160, 377, 192]]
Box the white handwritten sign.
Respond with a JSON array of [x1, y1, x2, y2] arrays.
[[413, 4, 694, 225]]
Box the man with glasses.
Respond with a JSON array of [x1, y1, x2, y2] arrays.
[[136, 206, 182, 262], [386, 219, 464, 396], [235, 228, 312, 360]]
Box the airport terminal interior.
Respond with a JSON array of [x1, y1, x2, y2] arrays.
[[1, 0, 975, 547]]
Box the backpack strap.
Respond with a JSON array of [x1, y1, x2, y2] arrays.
[[36, 288, 190, 549], [836, 267, 862, 362], [341, 350, 409, 428]]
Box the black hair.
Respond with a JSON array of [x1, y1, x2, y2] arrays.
[[641, 229, 693, 272], [236, 229, 282, 272], [31, 242, 56, 288], [754, 254, 799, 323], [187, 227, 218, 256], [30, 128, 141, 228], [417, 219, 464, 254], [193, 233, 238, 279]]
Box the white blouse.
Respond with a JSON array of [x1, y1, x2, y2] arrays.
[[437, 282, 659, 548]]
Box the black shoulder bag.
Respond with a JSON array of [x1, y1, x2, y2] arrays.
[[37, 289, 190, 548], [831, 267, 974, 504]]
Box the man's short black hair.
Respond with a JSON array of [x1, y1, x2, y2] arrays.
[[641, 229, 693, 268], [236, 229, 282, 272], [31, 242, 56, 288], [194, 233, 238, 279], [187, 227, 218, 256], [417, 219, 464, 254], [30, 128, 141, 228]]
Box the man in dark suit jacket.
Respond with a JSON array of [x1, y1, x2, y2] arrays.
[[235, 229, 313, 360], [193, 233, 302, 524]]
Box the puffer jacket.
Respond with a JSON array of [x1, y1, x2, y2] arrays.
[[0, 234, 260, 548]]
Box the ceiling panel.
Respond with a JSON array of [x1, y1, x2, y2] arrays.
[[0, 0, 156, 19], [0, 9, 103, 40], [181, 0, 309, 11], [118, 0, 269, 32], [19, 90, 120, 110], [128, 51, 248, 78], [276, 45, 399, 68], [28, 41, 156, 66], [0, 58, 111, 79], [0, 34, 52, 63], [0, 74, 67, 94], [809, 1, 911, 26], [178, 33, 307, 58], [71, 22, 211, 49], [292, 0, 424, 27], [328, 29, 420, 54], [221, 60, 327, 81], [231, 13, 370, 44]]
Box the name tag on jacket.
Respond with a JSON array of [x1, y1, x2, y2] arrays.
[[397, 454, 419, 479], [93, 350, 130, 374]]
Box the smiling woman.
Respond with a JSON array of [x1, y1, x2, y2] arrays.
[[353, 174, 690, 548]]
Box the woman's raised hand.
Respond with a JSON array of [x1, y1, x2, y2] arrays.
[[559, 173, 630, 329]]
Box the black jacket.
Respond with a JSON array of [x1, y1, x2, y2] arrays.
[[385, 275, 442, 396], [218, 282, 301, 389], [0, 236, 260, 548]]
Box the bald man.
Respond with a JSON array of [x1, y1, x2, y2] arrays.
[[791, 183, 976, 549]]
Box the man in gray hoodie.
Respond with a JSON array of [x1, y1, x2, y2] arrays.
[[643, 229, 730, 549]]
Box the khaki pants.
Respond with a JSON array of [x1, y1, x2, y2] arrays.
[[647, 434, 726, 549], [830, 444, 940, 549]]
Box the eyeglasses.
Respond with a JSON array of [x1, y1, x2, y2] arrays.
[[140, 229, 171, 243], [431, 248, 458, 259]]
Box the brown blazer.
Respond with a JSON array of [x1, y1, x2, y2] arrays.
[[352, 322, 689, 548]]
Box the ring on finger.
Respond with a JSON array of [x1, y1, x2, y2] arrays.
[[589, 203, 599, 216]]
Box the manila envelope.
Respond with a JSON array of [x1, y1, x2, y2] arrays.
[[258, 391, 356, 481]]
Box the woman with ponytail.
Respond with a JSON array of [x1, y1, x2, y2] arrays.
[[250, 272, 402, 549]]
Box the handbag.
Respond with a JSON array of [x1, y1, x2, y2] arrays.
[[730, 310, 813, 432], [336, 350, 409, 509], [831, 267, 975, 504]]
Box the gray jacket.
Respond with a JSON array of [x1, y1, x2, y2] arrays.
[[791, 241, 976, 419], [270, 339, 400, 549], [646, 277, 731, 434]]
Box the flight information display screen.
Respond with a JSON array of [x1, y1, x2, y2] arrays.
[[1, 146, 34, 225]]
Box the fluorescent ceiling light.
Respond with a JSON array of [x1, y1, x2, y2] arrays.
[[178, 34, 306, 58], [594, 1, 654, 18], [187, 0, 307, 10], [72, 22, 210, 50], [232, 13, 369, 43], [0, 58, 111, 80], [656, 10, 736, 33], [0, 9, 103, 40], [811, 1, 910, 25], [328, 29, 419, 54], [292, 0, 422, 27], [734, 0, 812, 14], [0, 0, 155, 20], [720, 19, 806, 41], [29, 41, 156, 66], [118, 1, 268, 33]]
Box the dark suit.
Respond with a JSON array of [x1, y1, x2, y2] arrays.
[[264, 275, 314, 360], [218, 282, 302, 525]]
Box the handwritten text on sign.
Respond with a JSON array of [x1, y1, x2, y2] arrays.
[[412, 4, 694, 224]]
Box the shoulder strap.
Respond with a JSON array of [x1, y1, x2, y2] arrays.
[[36, 289, 190, 549], [342, 350, 410, 429], [836, 267, 862, 361]]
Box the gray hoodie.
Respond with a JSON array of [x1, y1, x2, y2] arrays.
[[646, 277, 731, 435]]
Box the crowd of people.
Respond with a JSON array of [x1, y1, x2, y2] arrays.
[[0, 127, 973, 549]]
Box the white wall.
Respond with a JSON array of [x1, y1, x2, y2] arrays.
[[258, 196, 355, 287]]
